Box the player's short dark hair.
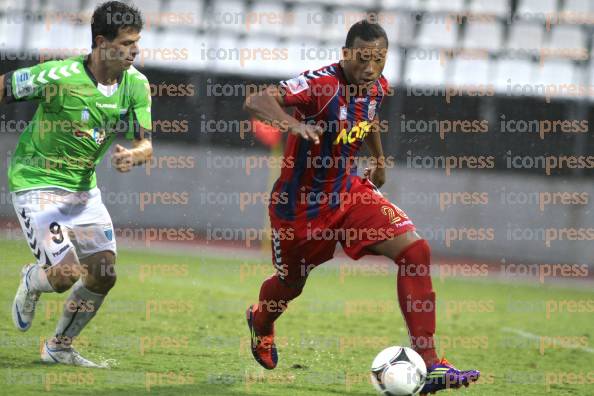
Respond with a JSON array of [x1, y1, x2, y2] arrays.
[[345, 20, 388, 48], [91, 1, 143, 48]]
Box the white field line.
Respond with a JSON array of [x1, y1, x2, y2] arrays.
[[502, 327, 594, 354]]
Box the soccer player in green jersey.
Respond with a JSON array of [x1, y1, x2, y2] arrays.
[[0, 1, 152, 366]]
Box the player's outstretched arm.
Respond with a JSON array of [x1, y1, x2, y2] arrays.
[[244, 85, 323, 144], [111, 130, 153, 173], [363, 118, 387, 188]]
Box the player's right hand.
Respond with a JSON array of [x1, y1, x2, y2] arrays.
[[289, 124, 323, 144]]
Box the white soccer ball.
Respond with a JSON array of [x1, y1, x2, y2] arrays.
[[370, 346, 427, 396]]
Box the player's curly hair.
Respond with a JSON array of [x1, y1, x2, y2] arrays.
[[345, 19, 388, 48], [91, 1, 144, 48]]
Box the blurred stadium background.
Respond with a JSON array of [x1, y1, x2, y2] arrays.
[[0, 0, 593, 270]]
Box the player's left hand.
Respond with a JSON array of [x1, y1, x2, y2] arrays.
[[363, 167, 386, 188], [111, 144, 134, 173]]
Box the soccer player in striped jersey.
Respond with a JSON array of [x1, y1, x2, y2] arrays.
[[0, 1, 152, 366], [244, 20, 480, 394]]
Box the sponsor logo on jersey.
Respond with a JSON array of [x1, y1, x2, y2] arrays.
[[334, 120, 372, 145], [93, 128, 107, 145], [52, 244, 70, 258], [283, 75, 309, 94], [81, 108, 90, 122], [73, 127, 106, 145], [339, 105, 347, 120], [96, 102, 118, 109], [104, 226, 113, 241], [368, 99, 377, 120]]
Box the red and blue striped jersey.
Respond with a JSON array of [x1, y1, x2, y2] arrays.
[[272, 62, 388, 221]]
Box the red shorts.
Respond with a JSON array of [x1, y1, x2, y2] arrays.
[[269, 177, 415, 283]]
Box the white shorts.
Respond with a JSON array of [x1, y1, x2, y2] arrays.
[[12, 187, 116, 267]]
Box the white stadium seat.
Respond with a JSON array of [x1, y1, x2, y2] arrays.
[[517, 0, 558, 16], [463, 21, 503, 51], [507, 23, 543, 52], [0, 15, 24, 51], [450, 58, 491, 86], [493, 59, 535, 93], [380, 0, 421, 10], [246, 1, 286, 36], [405, 48, 448, 86], [207, 33, 241, 74], [241, 36, 286, 77], [421, 0, 466, 14], [534, 60, 581, 98], [26, 22, 77, 52], [417, 21, 458, 48], [209, 0, 247, 34], [563, 0, 591, 14], [325, 6, 368, 41], [548, 26, 586, 58], [287, 4, 325, 39], [285, 39, 331, 76], [383, 47, 403, 83], [162, 0, 204, 29], [379, 11, 415, 46], [468, 0, 510, 17], [0, 0, 26, 12]]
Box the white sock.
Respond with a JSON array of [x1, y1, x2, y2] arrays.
[[26, 264, 54, 293], [53, 280, 105, 346]]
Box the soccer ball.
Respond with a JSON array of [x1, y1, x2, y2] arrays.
[[370, 346, 427, 396]]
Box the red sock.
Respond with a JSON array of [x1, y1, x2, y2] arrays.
[[396, 239, 439, 367], [253, 274, 304, 335]]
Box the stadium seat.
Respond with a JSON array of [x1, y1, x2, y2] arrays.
[[506, 22, 544, 53], [162, 0, 204, 29], [463, 21, 503, 52], [468, 0, 510, 17], [417, 20, 458, 49], [547, 25, 587, 60], [241, 36, 286, 77], [404, 48, 448, 86], [517, 0, 558, 17], [383, 47, 402, 83], [290, 0, 374, 5], [207, 33, 241, 74], [209, 0, 247, 34], [534, 60, 580, 98], [133, 0, 161, 18], [34, 0, 82, 14], [325, 6, 368, 41], [381, 0, 421, 11], [246, 1, 286, 36], [287, 4, 325, 39], [493, 59, 535, 93], [563, 0, 591, 14], [0, 15, 24, 51], [420, 0, 466, 14], [378, 11, 414, 46], [26, 22, 77, 52], [285, 39, 331, 76], [0, 0, 26, 12], [450, 57, 491, 86]]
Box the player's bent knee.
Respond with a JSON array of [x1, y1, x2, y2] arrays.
[[49, 273, 78, 293], [83, 251, 117, 294], [47, 252, 81, 293], [279, 275, 307, 297]]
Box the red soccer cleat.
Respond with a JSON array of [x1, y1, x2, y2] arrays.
[[246, 304, 278, 370]]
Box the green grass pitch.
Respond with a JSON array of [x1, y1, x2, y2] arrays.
[[0, 239, 592, 395]]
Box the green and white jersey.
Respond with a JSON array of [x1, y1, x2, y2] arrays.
[[6, 55, 152, 192]]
